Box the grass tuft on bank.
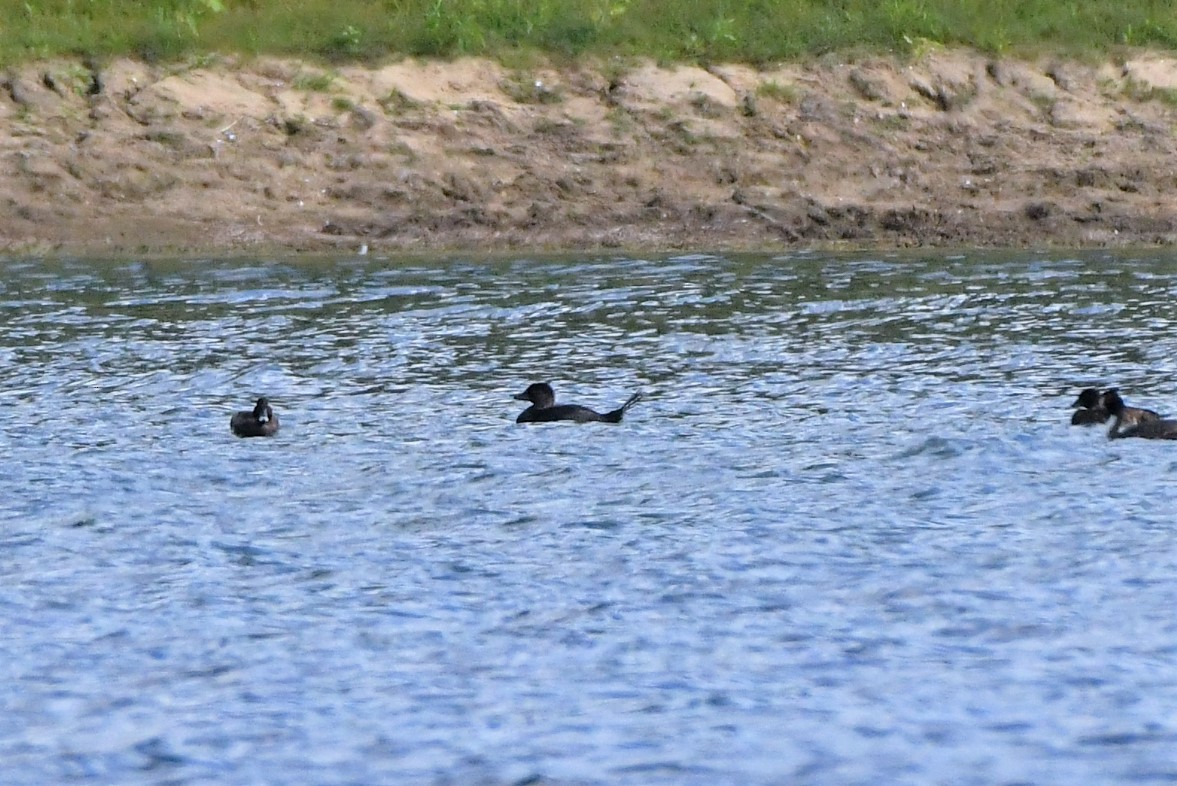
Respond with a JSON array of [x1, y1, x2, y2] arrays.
[[3, 0, 1177, 66]]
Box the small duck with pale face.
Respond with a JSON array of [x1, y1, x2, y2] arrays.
[[230, 397, 280, 438]]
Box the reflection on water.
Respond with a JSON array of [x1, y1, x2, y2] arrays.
[[4, 251, 1177, 785]]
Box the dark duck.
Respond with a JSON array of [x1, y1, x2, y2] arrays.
[[1070, 387, 1109, 425], [1102, 389, 1175, 440], [230, 397, 280, 437], [514, 382, 641, 424]]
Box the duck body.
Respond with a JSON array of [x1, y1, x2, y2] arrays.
[[1119, 405, 1164, 429], [231, 397, 280, 438], [1071, 407, 1108, 425], [514, 382, 641, 424], [1115, 420, 1177, 440]]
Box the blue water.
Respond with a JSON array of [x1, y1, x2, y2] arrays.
[[3, 251, 1177, 785]]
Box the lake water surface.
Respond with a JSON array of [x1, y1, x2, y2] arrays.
[[4, 251, 1177, 785]]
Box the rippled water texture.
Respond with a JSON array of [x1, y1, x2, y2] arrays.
[[4, 252, 1177, 785]]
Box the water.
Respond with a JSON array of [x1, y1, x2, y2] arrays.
[[3, 251, 1177, 785]]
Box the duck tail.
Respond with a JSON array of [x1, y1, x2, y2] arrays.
[[603, 392, 642, 423]]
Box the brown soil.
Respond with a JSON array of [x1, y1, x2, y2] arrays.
[[3, 51, 1177, 255]]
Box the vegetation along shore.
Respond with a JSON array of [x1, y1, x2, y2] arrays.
[[3, 1, 1177, 253]]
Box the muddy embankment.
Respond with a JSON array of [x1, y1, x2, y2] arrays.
[[3, 51, 1177, 254]]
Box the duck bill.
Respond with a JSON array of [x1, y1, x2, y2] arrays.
[[513, 391, 530, 401]]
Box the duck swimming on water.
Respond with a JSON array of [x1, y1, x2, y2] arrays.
[[230, 397, 280, 438], [514, 382, 641, 424], [1071, 387, 1109, 425], [1103, 389, 1175, 440]]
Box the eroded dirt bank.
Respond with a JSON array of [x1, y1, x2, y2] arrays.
[[3, 51, 1177, 254]]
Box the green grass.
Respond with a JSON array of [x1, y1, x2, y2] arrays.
[[292, 70, 335, 92], [3, 0, 1177, 67], [756, 79, 800, 104]]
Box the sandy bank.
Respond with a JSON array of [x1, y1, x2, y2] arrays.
[[3, 51, 1177, 255]]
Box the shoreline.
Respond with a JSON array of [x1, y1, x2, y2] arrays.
[[3, 51, 1177, 256]]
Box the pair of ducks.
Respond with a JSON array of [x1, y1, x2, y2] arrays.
[[229, 383, 643, 438], [1071, 388, 1177, 440]]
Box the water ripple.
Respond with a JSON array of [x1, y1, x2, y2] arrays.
[[3, 251, 1177, 785]]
